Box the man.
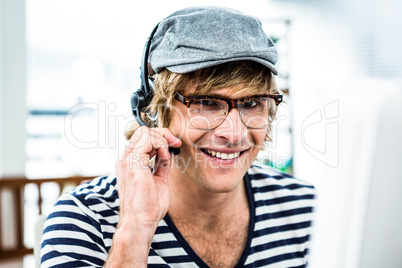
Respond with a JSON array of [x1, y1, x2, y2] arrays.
[[41, 6, 315, 267]]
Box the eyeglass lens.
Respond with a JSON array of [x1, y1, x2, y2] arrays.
[[188, 98, 275, 130]]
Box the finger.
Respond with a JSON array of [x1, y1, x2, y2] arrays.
[[122, 127, 165, 159], [128, 126, 152, 151], [153, 146, 171, 179], [132, 133, 165, 157], [125, 127, 177, 155], [132, 130, 172, 178], [119, 126, 150, 159], [130, 128, 180, 157], [143, 130, 176, 178], [120, 127, 181, 169], [153, 128, 182, 148]]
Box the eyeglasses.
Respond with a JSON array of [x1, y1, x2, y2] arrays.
[[174, 92, 283, 130]]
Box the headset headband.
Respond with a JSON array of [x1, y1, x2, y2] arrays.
[[130, 24, 180, 155], [131, 24, 159, 127]]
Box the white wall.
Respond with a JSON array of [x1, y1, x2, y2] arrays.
[[0, 0, 26, 267], [359, 97, 402, 268], [0, 0, 27, 175], [267, 0, 402, 267]]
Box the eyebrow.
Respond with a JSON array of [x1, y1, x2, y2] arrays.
[[176, 91, 283, 106], [185, 93, 258, 99]]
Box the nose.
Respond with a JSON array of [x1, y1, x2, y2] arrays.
[[213, 108, 248, 145]]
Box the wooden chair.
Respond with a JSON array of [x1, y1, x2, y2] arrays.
[[0, 176, 95, 264]]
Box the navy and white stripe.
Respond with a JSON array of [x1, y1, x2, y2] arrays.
[[41, 164, 315, 267]]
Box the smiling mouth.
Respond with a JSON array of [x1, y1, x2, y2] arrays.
[[201, 149, 243, 160]]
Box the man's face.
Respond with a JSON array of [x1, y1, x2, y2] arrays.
[[168, 85, 267, 194]]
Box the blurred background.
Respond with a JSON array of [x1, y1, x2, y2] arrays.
[[1, 0, 401, 267]]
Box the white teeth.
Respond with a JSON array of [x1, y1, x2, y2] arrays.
[[206, 149, 240, 160]]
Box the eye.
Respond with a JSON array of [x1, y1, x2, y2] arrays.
[[242, 99, 258, 108], [199, 99, 216, 106], [191, 99, 224, 112]]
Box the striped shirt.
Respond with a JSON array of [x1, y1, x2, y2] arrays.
[[41, 164, 316, 267]]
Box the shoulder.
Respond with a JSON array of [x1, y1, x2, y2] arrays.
[[246, 163, 316, 210], [45, 174, 119, 229], [70, 174, 119, 207], [41, 175, 119, 267], [50, 174, 119, 218], [247, 163, 315, 196], [49, 174, 120, 228], [244, 164, 316, 266]]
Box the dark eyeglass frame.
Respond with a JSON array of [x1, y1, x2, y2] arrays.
[[174, 92, 283, 109]]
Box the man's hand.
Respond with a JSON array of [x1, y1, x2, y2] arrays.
[[104, 126, 181, 267]]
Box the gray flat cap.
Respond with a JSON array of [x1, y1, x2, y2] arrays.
[[149, 6, 278, 75]]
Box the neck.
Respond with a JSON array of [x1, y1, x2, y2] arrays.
[[167, 170, 249, 227]]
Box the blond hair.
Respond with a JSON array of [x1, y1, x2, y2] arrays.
[[126, 61, 280, 142]]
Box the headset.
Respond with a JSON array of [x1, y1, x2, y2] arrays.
[[131, 24, 180, 155]]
